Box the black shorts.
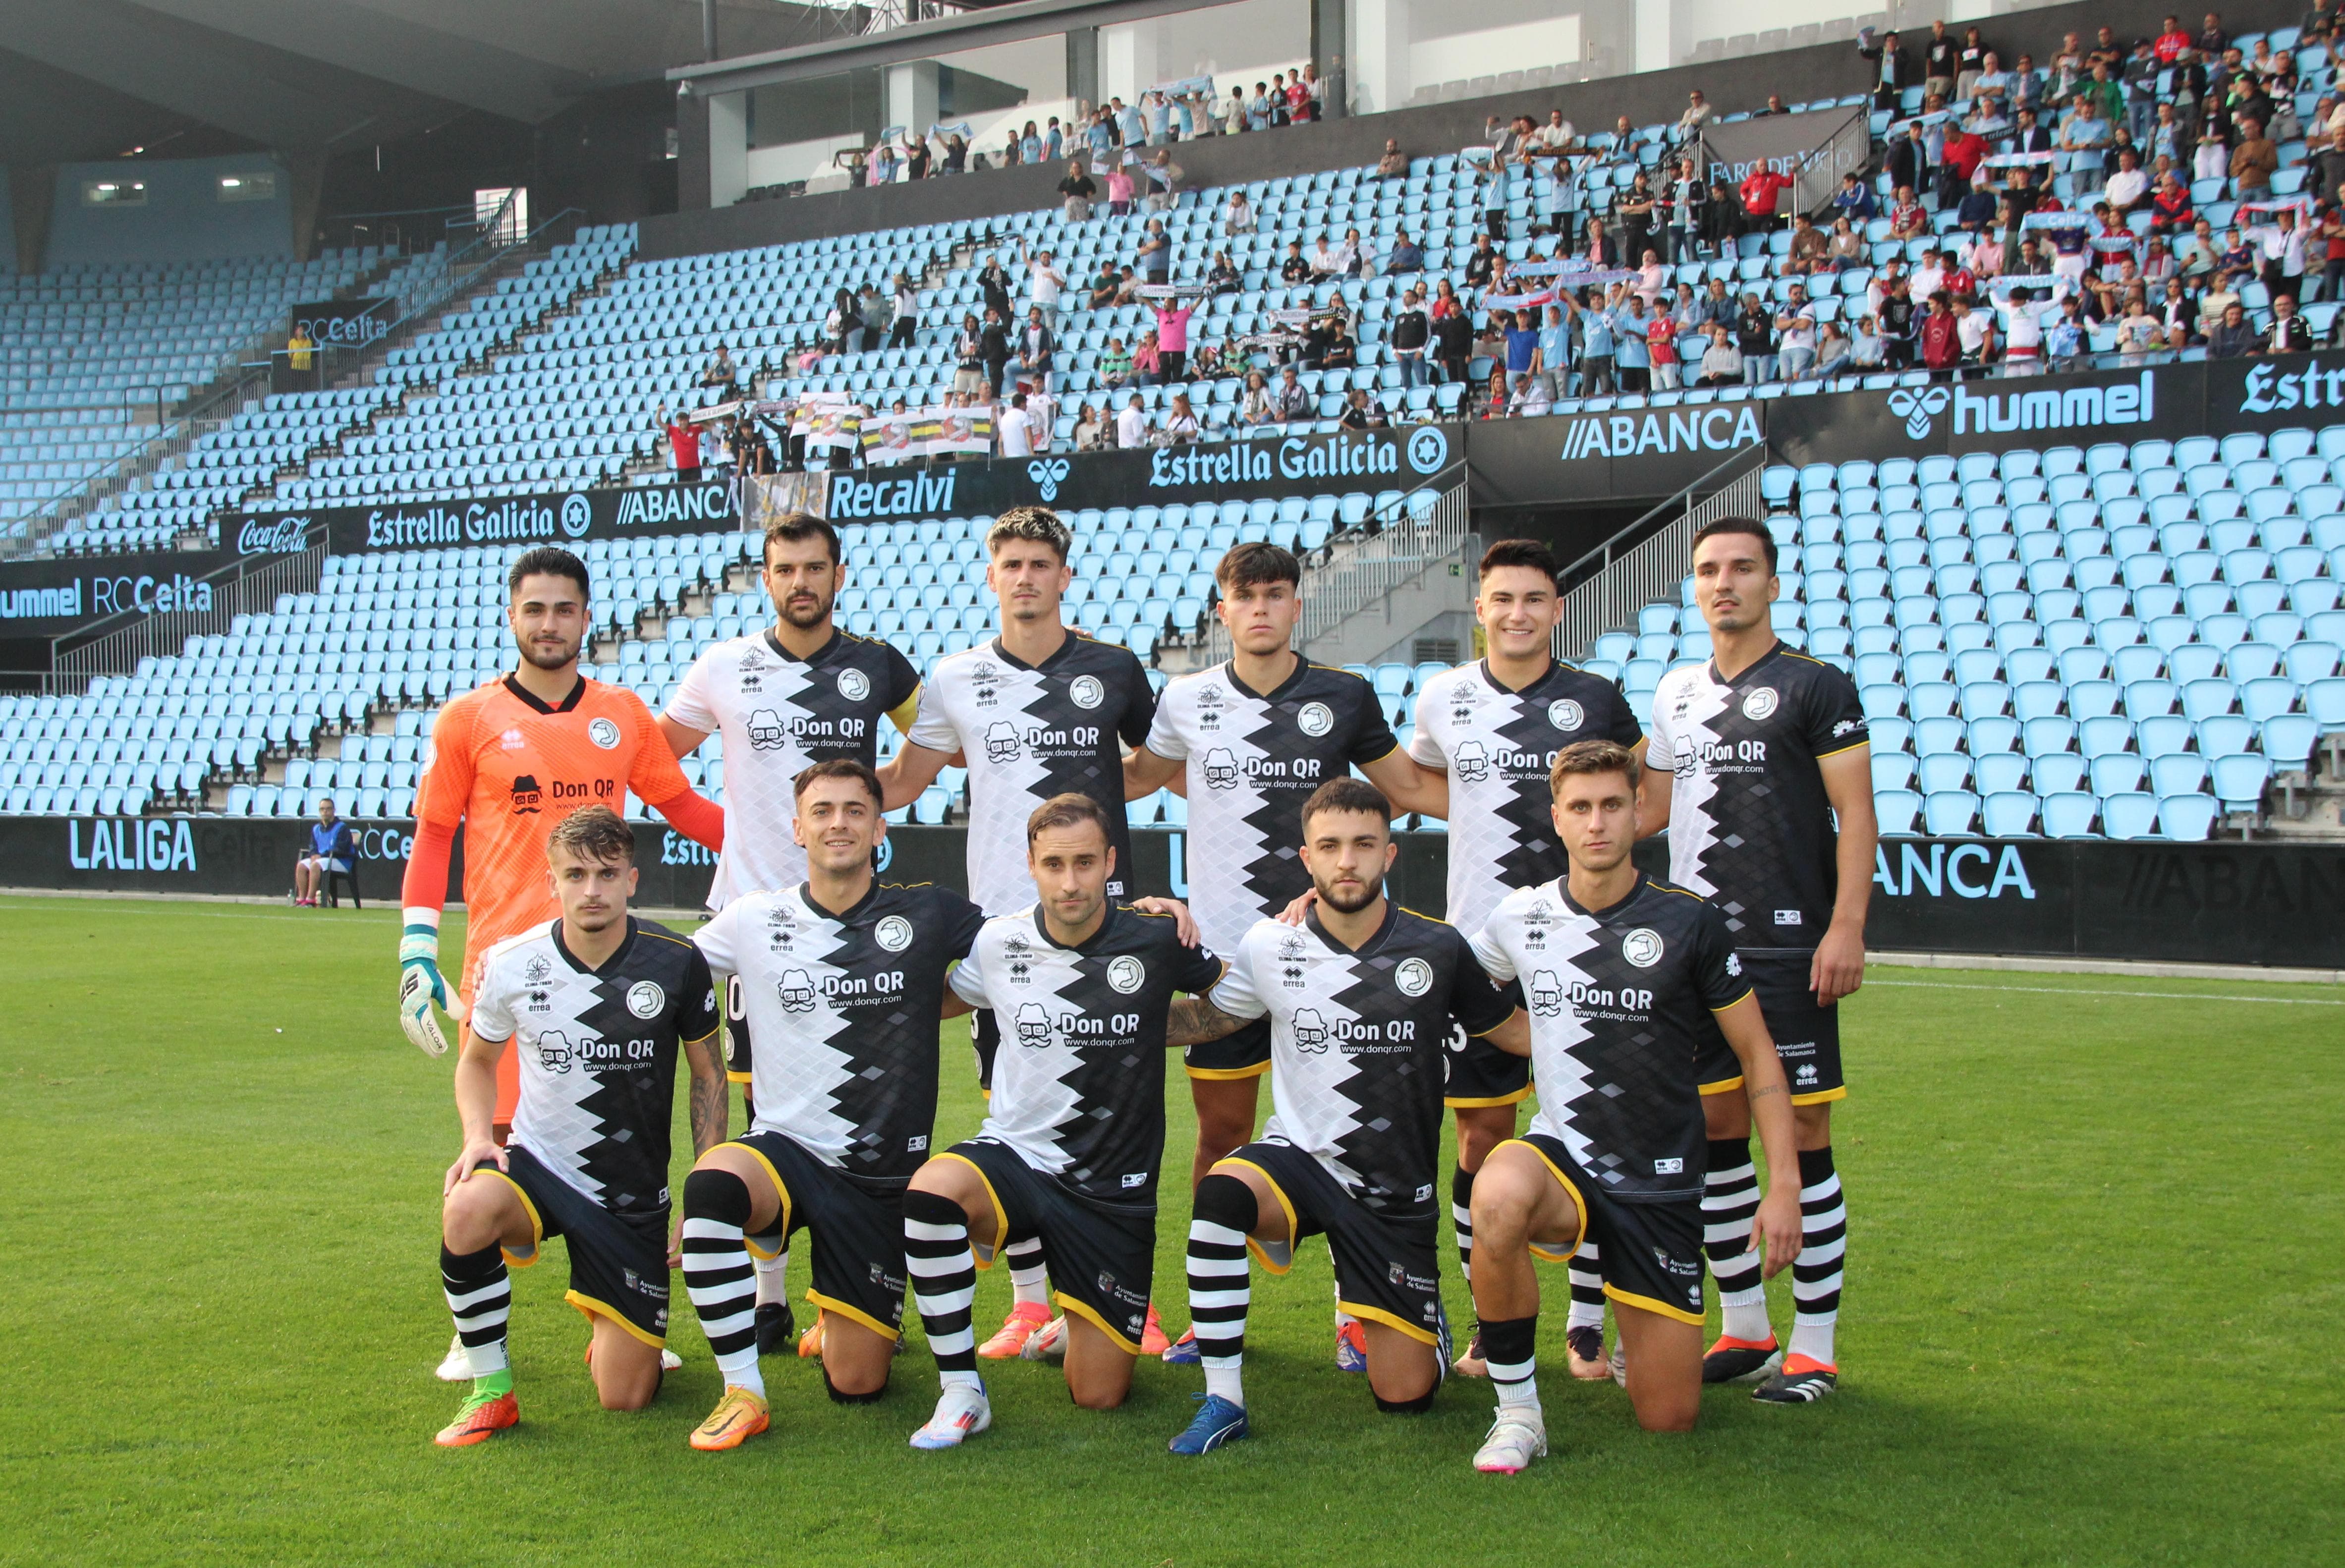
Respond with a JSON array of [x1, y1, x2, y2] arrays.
[[1225, 1139, 1448, 1350], [1444, 1020, 1530, 1109], [1514, 1133, 1706, 1325], [1183, 1014, 1271, 1080], [943, 1138, 1157, 1355], [1695, 948, 1846, 1104], [728, 1130, 909, 1340], [724, 971, 752, 1084], [488, 1142, 671, 1347]]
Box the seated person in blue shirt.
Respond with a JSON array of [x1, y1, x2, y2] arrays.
[[1385, 230, 1426, 273], [295, 796, 357, 906]]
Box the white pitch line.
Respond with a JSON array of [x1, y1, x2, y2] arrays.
[[1868, 980, 2345, 1007]]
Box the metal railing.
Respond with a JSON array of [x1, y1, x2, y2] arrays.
[[1201, 464, 1472, 662], [1552, 443, 1765, 661], [46, 534, 327, 693]]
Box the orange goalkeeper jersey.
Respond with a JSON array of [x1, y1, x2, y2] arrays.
[[414, 673, 690, 998]]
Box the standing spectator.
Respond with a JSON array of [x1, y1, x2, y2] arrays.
[[1919, 291, 1962, 378], [952, 315, 985, 400], [1116, 393, 1149, 448], [1145, 149, 1182, 213], [1647, 304, 1682, 391], [1137, 218, 1172, 285], [1886, 121, 1930, 200], [1614, 171, 1659, 260], [2199, 13, 2229, 58], [1154, 297, 1193, 381], [977, 255, 1011, 322], [1876, 275, 1917, 368], [1057, 161, 1097, 222], [887, 274, 919, 349], [998, 392, 1034, 458], [1740, 163, 1795, 230], [977, 307, 1009, 399], [1578, 293, 1617, 394], [287, 323, 316, 374], [1924, 19, 1959, 99], [292, 797, 355, 906], [1105, 158, 1136, 216], [2062, 95, 2114, 192], [1938, 121, 1988, 209], [2156, 15, 2193, 63], [1432, 291, 1474, 385], [1737, 292, 1777, 382], [2230, 116, 2278, 193], [660, 406, 701, 482], [1614, 292, 1652, 392], [1537, 303, 1573, 399], [1383, 281, 1430, 385], [1224, 86, 1248, 137], [1775, 287, 1819, 378], [1023, 244, 1067, 324], [1861, 28, 1916, 111], [1015, 307, 1056, 393]]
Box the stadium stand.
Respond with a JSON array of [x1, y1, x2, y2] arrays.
[[6, 12, 2345, 844]]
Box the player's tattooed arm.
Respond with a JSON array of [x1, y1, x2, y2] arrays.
[[1165, 995, 1249, 1048], [683, 1034, 728, 1157]]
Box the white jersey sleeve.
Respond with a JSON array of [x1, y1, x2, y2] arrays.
[[666, 653, 720, 733], [1468, 902, 1520, 983], [906, 679, 967, 755], [690, 900, 740, 975], [1143, 697, 1192, 761], [467, 946, 519, 1043], [949, 933, 992, 1008], [1208, 924, 1270, 1020], [1408, 683, 1449, 768]]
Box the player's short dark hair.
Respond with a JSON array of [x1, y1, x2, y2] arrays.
[[547, 804, 635, 864], [793, 757, 884, 809], [763, 511, 840, 567], [1215, 541, 1300, 592], [1550, 738, 1642, 797], [987, 505, 1073, 562], [1026, 791, 1114, 846], [508, 546, 589, 600], [1478, 538, 1561, 589], [1690, 515, 1779, 575], [1300, 777, 1393, 835]]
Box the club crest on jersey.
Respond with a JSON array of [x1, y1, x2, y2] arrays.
[[1388, 1262, 1407, 1285], [524, 955, 552, 984], [739, 648, 767, 672], [1529, 970, 1563, 1015], [1549, 699, 1584, 731], [1741, 687, 1780, 722], [875, 915, 914, 952], [838, 667, 871, 701], [1292, 1008, 1330, 1050], [1394, 957, 1434, 997], [984, 722, 1021, 763], [626, 981, 665, 1018], [1619, 928, 1666, 968], [588, 717, 622, 750], [1015, 1002, 1052, 1044], [1203, 748, 1240, 789], [1452, 740, 1492, 783], [1726, 952, 1743, 976], [778, 969, 817, 1011], [1296, 701, 1333, 737], [1106, 955, 1146, 994], [509, 775, 544, 813], [1069, 674, 1106, 710], [747, 709, 788, 750]]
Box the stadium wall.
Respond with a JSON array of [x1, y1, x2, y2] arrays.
[[43, 154, 296, 268], [653, 0, 2299, 260], [11, 815, 2339, 967]]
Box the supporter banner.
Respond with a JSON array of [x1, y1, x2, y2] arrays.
[[821, 423, 1461, 522], [859, 405, 995, 464], [0, 550, 240, 635], [289, 298, 392, 349], [1469, 399, 1766, 508], [294, 481, 739, 555], [1695, 109, 1851, 185], [5, 819, 2335, 967]]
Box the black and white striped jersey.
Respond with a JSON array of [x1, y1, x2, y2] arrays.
[[691, 880, 985, 1183], [469, 917, 721, 1216], [666, 629, 921, 908], [1469, 875, 1749, 1203], [1143, 660, 1398, 957], [1211, 905, 1517, 1219], [949, 904, 1225, 1203], [906, 633, 1157, 914], [1646, 644, 1869, 951], [1408, 659, 1643, 937]]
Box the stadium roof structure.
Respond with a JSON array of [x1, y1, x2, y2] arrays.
[[0, 0, 871, 166]]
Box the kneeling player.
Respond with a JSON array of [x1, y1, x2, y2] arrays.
[[1462, 741, 1802, 1470], [901, 794, 1224, 1447], [1159, 779, 1525, 1452], [434, 806, 725, 1446], [675, 761, 986, 1450]]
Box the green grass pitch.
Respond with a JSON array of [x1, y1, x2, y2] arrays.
[[4, 893, 2338, 1566]]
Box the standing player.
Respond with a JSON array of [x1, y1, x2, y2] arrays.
[[1405, 538, 1660, 1377], [900, 795, 1225, 1448], [1463, 741, 1802, 1469], [1123, 541, 1444, 1366], [658, 512, 921, 1351], [433, 806, 725, 1446], [1646, 517, 1876, 1404], [878, 505, 1162, 1358], [1156, 779, 1524, 1453], [675, 761, 987, 1450], [398, 545, 724, 1382]]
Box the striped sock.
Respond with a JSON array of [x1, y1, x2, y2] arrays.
[[1565, 1240, 1605, 1332], [905, 1189, 983, 1391], [680, 1168, 763, 1398], [1480, 1314, 1540, 1414], [1703, 1137, 1771, 1343], [1451, 1166, 1475, 1283], [1187, 1173, 1254, 1407], [753, 1249, 788, 1308], [1789, 1146, 1845, 1368], [1005, 1234, 1049, 1308], [441, 1241, 510, 1381]]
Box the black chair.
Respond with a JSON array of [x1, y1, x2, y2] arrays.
[[322, 860, 363, 908]]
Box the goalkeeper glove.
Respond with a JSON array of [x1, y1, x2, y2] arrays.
[[398, 923, 462, 1058]]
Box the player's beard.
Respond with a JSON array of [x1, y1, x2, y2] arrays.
[[778, 589, 833, 630], [1314, 873, 1382, 914], [518, 630, 581, 671]]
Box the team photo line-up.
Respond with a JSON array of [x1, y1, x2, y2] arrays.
[[399, 498, 1872, 1470]]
